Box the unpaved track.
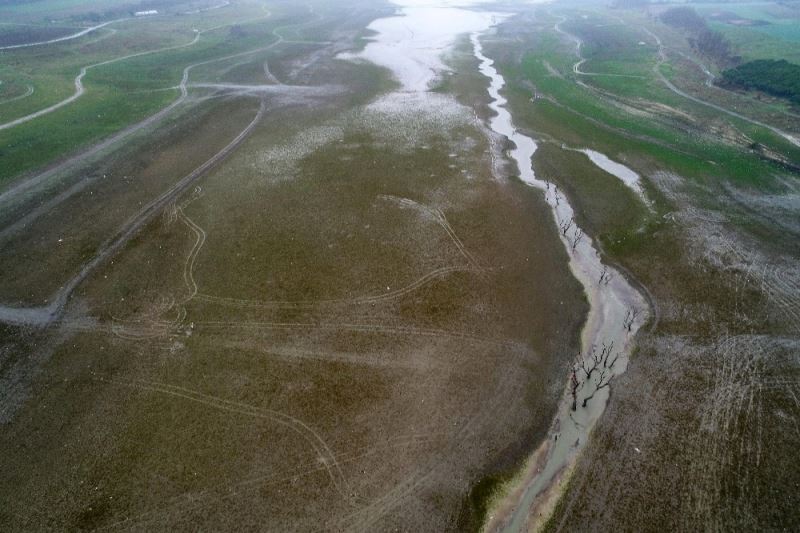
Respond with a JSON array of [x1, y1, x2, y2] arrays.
[[639, 26, 800, 148], [676, 44, 800, 121], [0, 8, 279, 133], [0, 30, 203, 132], [0, 10, 328, 211], [0, 99, 266, 326], [0, 18, 126, 50], [553, 17, 645, 79], [95, 377, 353, 503], [553, 14, 800, 148], [0, 84, 34, 105], [0, 22, 287, 212]]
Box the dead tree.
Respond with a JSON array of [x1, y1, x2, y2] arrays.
[[570, 228, 583, 252], [600, 341, 619, 369], [560, 217, 574, 237], [578, 341, 619, 409], [570, 362, 582, 411], [623, 307, 640, 332], [553, 189, 561, 206], [599, 264, 612, 285], [582, 368, 613, 408], [580, 345, 601, 380]]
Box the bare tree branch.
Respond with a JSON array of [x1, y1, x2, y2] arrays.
[[560, 217, 573, 237], [623, 307, 640, 332], [576, 341, 620, 409], [599, 264, 612, 285], [570, 227, 583, 252]]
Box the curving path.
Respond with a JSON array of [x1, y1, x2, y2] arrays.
[[0, 84, 34, 105], [0, 30, 202, 131], [0, 8, 280, 132], [553, 14, 800, 148], [553, 17, 646, 79], [640, 25, 800, 148], [673, 48, 800, 121], [0, 6, 339, 325], [0, 15, 284, 208], [0, 99, 267, 326], [0, 18, 126, 50]]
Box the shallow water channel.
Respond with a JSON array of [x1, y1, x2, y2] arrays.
[[472, 31, 649, 531], [350, 1, 649, 529]]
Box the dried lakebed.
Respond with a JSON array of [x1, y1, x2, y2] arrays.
[[0, 1, 652, 529], [345, 0, 650, 529]]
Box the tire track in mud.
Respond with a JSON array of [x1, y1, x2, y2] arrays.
[[188, 193, 487, 312], [0, 8, 345, 263], [95, 432, 443, 531], [709, 233, 800, 334], [0, 99, 267, 326], [93, 377, 354, 504], [0, 18, 127, 50], [638, 25, 800, 149], [190, 320, 529, 352], [377, 194, 486, 273], [109, 305, 185, 341], [552, 17, 646, 80], [177, 205, 206, 303], [328, 353, 529, 531], [194, 265, 478, 309], [0, 9, 374, 327], [0, 8, 303, 208], [686, 334, 800, 530], [0, 84, 34, 105]]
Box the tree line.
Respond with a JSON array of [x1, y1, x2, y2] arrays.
[[659, 7, 740, 67]]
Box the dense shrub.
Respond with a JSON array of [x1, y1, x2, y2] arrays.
[[720, 59, 800, 104]]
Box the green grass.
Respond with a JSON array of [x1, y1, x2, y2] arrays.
[[714, 23, 800, 63], [0, 88, 177, 183], [498, 12, 799, 190], [0, 6, 314, 185], [694, 1, 800, 43], [567, 19, 658, 77], [0, 0, 129, 17], [507, 57, 754, 184], [461, 472, 513, 532], [533, 143, 651, 248]]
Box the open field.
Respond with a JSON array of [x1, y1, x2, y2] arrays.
[[1, 0, 798, 531]]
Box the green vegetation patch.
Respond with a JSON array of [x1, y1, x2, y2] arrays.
[[720, 59, 800, 104], [533, 143, 651, 252]]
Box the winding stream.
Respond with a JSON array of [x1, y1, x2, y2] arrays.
[[347, 0, 649, 528], [471, 30, 648, 533]]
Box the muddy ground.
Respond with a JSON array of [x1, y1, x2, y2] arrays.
[[0, 1, 587, 530], [482, 5, 800, 531]]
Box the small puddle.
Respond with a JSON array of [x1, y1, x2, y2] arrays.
[[567, 146, 651, 207]]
